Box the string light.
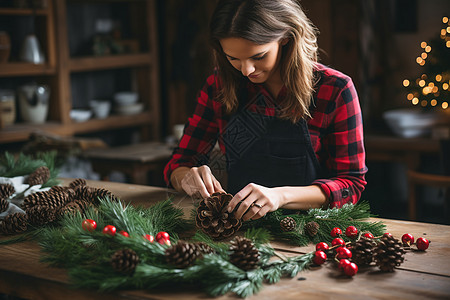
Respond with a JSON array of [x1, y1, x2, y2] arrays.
[[421, 41, 427, 48], [443, 83, 449, 90], [436, 74, 442, 81], [425, 45, 432, 52], [431, 99, 437, 106], [419, 79, 426, 87], [443, 102, 449, 109], [441, 29, 447, 36], [444, 17, 449, 23], [407, 93, 414, 100], [412, 98, 419, 105], [403, 79, 410, 87]]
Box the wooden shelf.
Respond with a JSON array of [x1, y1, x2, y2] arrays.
[[0, 62, 56, 77], [0, 112, 153, 143], [69, 53, 152, 72], [0, 8, 49, 16]]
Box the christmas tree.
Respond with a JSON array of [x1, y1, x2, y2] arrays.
[[403, 16, 450, 110]]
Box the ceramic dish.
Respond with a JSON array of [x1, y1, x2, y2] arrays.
[[114, 103, 144, 115], [113, 92, 138, 106], [70, 109, 92, 122]]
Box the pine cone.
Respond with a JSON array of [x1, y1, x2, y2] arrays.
[[111, 248, 140, 274], [349, 237, 377, 266], [68, 178, 87, 189], [0, 184, 15, 213], [280, 217, 296, 232], [27, 206, 57, 226], [374, 235, 406, 272], [304, 221, 319, 237], [57, 201, 84, 218], [0, 212, 28, 234], [229, 236, 260, 271], [196, 192, 241, 239], [75, 186, 117, 205], [50, 186, 76, 200], [194, 242, 215, 255], [165, 241, 201, 268], [27, 166, 50, 186], [22, 190, 70, 211]]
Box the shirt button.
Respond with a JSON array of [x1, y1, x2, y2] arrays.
[[342, 189, 350, 198]]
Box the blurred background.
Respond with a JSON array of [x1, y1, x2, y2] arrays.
[[0, 0, 449, 224]]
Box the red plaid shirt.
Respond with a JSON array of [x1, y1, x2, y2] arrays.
[[164, 63, 367, 208]]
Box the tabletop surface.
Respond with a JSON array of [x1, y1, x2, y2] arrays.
[[0, 179, 449, 300]]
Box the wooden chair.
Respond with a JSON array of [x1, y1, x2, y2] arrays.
[[407, 170, 450, 221]]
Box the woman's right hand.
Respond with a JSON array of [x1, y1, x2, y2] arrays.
[[171, 165, 224, 198]]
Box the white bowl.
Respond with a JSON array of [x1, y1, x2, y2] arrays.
[[89, 100, 111, 119], [70, 109, 92, 122], [113, 92, 138, 106], [115, 103, 144, 115], [382, 108, 438, 138]]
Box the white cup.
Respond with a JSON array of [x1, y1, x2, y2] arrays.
[[89, 100, 111, 119]]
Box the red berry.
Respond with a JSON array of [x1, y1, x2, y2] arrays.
[[144, 234, 154, 243], [402, 233, 415, 246], [336, 247, 352, 259], [316, 242, 329, 251], [118, 230, 129, 237], [81, 219, 97, 232], [313, 250, 327, 265], [363, 232, 374, 239], [155, 231, 171, 245], [330, 227, 342, 237], [102, 225, 116, 236], [332, 238, 345, 248], [345, 226, 358, 238], [416, 237, 430, 251], [383, 232, 392, 237], [344, 262, 358, 276], [338, 259, 351, 270]]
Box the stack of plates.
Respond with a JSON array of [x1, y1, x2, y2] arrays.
[[113, 92, 144, 115]]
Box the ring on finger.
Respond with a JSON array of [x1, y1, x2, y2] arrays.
[[252, 202, 263, 208]]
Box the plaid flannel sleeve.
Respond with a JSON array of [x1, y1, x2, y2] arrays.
[[164, 75, 221, 187], [311, 74, 368, 208]]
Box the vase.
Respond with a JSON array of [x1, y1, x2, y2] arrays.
[[17, 83, 50, 124], [19, 34, 45, 64]]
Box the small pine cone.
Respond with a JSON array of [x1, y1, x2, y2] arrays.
[[0, 183, 15, 200], [68, 178, 87, 189], [57, 201, 84, 218], [27, 166, 50, 186], [280, 217, 296, 232], [374, 235, 406, 272], [349, 237, 377, 266], [196, 192, 242, 239], [0, 198, 8, 213], [111, 248, 140, 274], [229, 236, 260, 271], [0, 212, 28, 234], [27, 206, 57, 226], [22, 190, 70, 211], [165, 241, 201, 268], [304, 221, 320, 237], [75, 186, 117, 205], [50, 186, 76, 200], [194, 242, 215, 255]]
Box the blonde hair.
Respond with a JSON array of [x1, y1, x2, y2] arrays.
[[209, 0, 319, 122]]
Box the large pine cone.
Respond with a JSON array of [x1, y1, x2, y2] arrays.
[[280, 217, 296, 232], [0, 184, 15, 213], [229, 236, 260, 271], [374, 235, 406, 272], [75, 186, 117, 205], [68, 178, 87, 189], [196, 192, 241, 239], [0, 212, 28, 234], [111, 248, 140, 274], [27, 166, 50, 186], [165, 241, 201, 268], [194, 242, 215, 255], [349, 237, 377, 266], [27, 206, 57, 226], [304, 221, 320, 237], [22, 189, 70, 211], [57, 201, 85, 218]]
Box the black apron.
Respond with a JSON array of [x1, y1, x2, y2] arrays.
[[222, 87, 321, 195]]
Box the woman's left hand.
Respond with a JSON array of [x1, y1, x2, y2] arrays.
[[227, 183, 284, 221]]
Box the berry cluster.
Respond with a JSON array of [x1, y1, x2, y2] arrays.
[[312, 226, 430, 277], [81, 218, 171, 245]]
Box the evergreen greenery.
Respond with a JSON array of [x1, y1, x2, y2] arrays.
[[38, 197, 384, 298], [0, 151, 60, 187]]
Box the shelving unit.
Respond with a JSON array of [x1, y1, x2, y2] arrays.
[[0, 0, 160, 144]]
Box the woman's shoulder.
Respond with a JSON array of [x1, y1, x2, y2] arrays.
[[314, 63, 354, 89]]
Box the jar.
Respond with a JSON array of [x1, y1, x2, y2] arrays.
[[0, 89, 16, 126]]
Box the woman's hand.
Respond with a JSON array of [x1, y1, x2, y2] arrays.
[[177, 165, 224, 198], [227, 183, 284, 221]]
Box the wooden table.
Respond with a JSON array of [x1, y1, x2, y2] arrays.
[[83, 142, 174, 186], [1, 179, 449, 300]]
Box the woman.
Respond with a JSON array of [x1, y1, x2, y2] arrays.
[[164, 0, 367, 222]]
